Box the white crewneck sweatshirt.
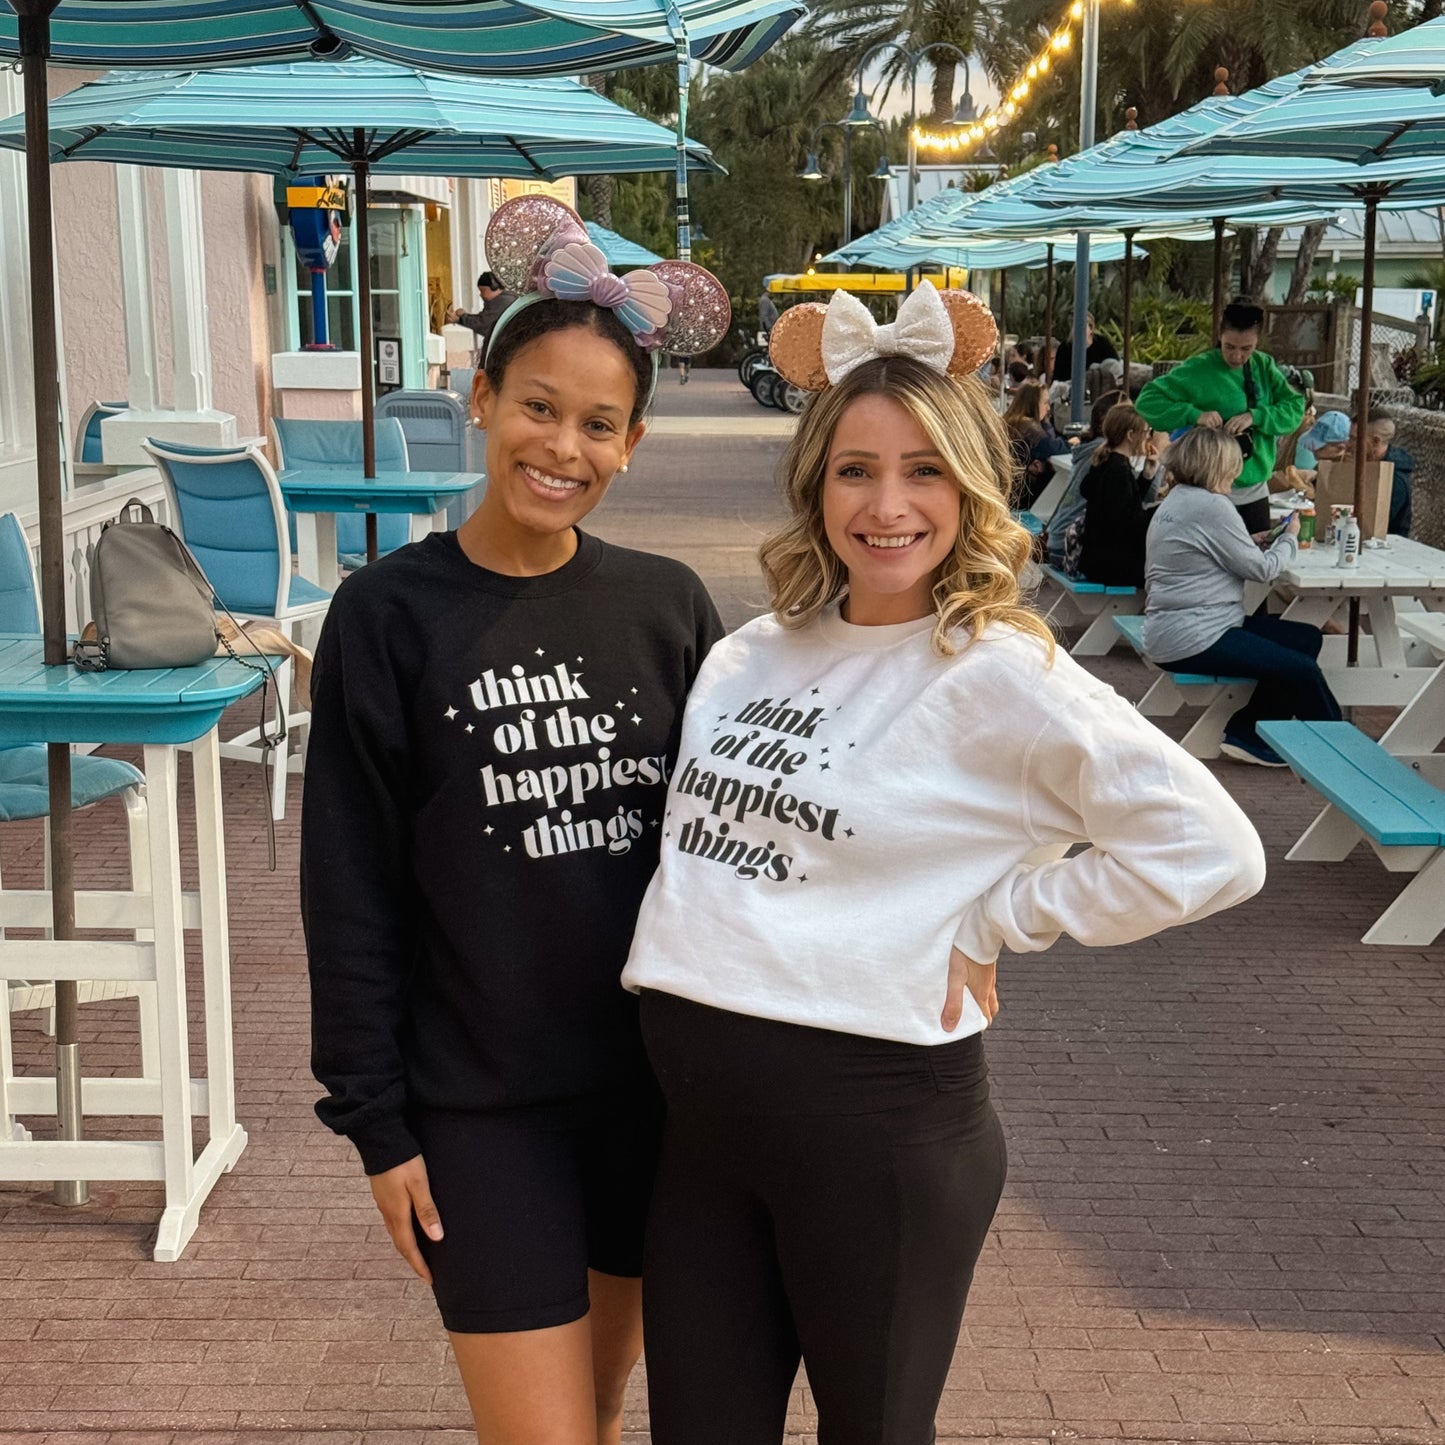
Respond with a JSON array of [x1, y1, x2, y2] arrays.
[[622, 604, 1266, 1046]]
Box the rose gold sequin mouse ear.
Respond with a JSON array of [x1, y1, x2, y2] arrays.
[[768, 303, 830, 391], [484, 195, 587, 294], [937, 289, 1000, 378], [645, 261, 732, 356]]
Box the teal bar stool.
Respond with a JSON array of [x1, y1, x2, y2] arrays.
[[0, 512, 156, 1144]]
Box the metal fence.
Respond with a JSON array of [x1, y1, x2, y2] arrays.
[[1348, 309, 1426, 402], [1388, 404, 1445, 550]]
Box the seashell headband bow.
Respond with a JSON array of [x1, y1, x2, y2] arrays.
[[482, 196, 731, 361]]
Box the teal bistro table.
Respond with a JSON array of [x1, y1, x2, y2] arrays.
[[0, 638, 268, 1260], [279, 468, 483, 593]]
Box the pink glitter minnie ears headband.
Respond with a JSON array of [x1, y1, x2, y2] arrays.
[[482, 196, 731, 366]]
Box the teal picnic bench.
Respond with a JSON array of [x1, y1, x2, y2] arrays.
[[1258, 720, 1445, 947], [1112, 614, 1255, 759], [1041, 565, 1144, 657]]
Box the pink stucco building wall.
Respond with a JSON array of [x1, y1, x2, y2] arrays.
[[49, 69, 282, 446]]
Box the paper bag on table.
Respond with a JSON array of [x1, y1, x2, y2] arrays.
[[1313, 458, 1393, 540]]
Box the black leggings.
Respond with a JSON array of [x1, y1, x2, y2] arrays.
[[640, 991, 1007, 1445]]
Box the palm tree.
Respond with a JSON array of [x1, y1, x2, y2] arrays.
[[580, 65, 679, 232], [806, 0, 991, 123], [980, 0, 1363, 155], [686, 36, 853, 307]]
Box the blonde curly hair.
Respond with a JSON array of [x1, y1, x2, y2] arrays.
[[759, 355, 1053, 659]]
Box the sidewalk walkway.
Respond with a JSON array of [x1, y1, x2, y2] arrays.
[[1, 383, 1442, 1443]]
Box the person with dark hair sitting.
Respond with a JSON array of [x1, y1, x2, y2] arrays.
[[1136, 300, 1305, 535], [1079, 403, 1160, 587], [1048, 312, 1116, 384], [1044, 388, 1125, 567], [1002, 380, 1070, 509]]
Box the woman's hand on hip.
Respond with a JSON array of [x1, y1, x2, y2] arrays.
[[369, 1154, 443, 1284], [942, 947, 999, 1032]]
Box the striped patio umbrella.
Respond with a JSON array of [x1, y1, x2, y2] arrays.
[[1299, 15, 1445, 90], [585, 221, 664, 267], [0, 60, 720, 178], [0, 0, 803, 74], [852, 176, 1248, 381], [1171, 73, 1445, 655], [0, 58, 721, 516], [0, 0, 798, 1205]]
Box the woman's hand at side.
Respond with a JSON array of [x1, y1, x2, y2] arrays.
[[942, 947, 999, 1032], [369, 1155, 444, 1284]]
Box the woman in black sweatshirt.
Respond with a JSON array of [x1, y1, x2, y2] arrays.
[[1079, 402, 1161, 588], [301, 201, 726, 1445]]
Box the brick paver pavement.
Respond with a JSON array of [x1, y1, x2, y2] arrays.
[[1, 371, 1442, 1444]]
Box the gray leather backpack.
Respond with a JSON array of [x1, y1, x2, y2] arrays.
[[73, 500, 219, 672]]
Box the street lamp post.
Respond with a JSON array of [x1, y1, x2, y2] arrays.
[[851, 41, 978, 215], [800, 118, 889, 244]]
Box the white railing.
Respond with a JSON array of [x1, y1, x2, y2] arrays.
[[19, 468, 170, 634]]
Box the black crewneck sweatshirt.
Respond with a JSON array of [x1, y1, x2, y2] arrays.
[[301, 529, 723, 1174]]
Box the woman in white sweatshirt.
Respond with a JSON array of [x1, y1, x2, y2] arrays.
[[622, 284, 1266, 1445]]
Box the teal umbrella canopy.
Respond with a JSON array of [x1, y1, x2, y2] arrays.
[[826, 232, 1139, 269], [985, 64, 1354, 221], [877, 171, 1243, 243], [1300, 15, 1445, 91], [0, 0, 806, 74], [584, 221, 664, 266], [1177, 80, 1445, 169], [0, 59, 722, 178]]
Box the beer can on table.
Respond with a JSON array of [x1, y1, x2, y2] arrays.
[[1298, 506, 1315, 547], [1326, 503, 1351, 545]]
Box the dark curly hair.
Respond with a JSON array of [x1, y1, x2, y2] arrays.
[[482, 299, 654, 427]]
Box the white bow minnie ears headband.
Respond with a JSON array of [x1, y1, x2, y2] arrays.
[[768, 281, 999, 393], [482, 196, 731, 390]]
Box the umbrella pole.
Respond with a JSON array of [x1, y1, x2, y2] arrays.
[[19, 0, 86, 1206], [1349, 190, 1382, 667], [1212, 216, 1225, 340], [998, 267, 1007, 406], [353, 141, 378, 562], [673, 21, 691, 264], [1121, 230, 1135, 397], [1043, 244, 1055, 381], [672, 19, 692, 383]]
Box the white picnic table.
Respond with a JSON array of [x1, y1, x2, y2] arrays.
[[1381, 611, 1445, 781], [1245, 536, 1445, 708]]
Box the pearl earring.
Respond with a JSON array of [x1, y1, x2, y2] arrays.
[[619, 462, 629, 473]]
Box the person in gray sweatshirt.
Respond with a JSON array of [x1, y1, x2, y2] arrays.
[[1143, 426, 1341, 768]]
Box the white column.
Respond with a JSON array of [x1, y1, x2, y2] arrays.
[[461, 179, 490, 283], [0, 72, 35, 469], [115, 166, 161, 412], [163, 169, 213, 413], [103, 169, 236, 462]]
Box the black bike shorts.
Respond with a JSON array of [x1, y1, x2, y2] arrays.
[[407, 1081, 664, 1334]]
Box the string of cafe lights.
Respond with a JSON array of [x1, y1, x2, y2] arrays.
[[910, 0, 1133, 155]]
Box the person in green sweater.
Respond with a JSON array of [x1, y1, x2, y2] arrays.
[[1135, 301, 1306, 533]]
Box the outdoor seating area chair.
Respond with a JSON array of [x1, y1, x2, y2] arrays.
[[0, 510, 156, 1144], [270, 416, 412, 568], [75, 399, 127, 464], [141, 439, 330, 821]]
